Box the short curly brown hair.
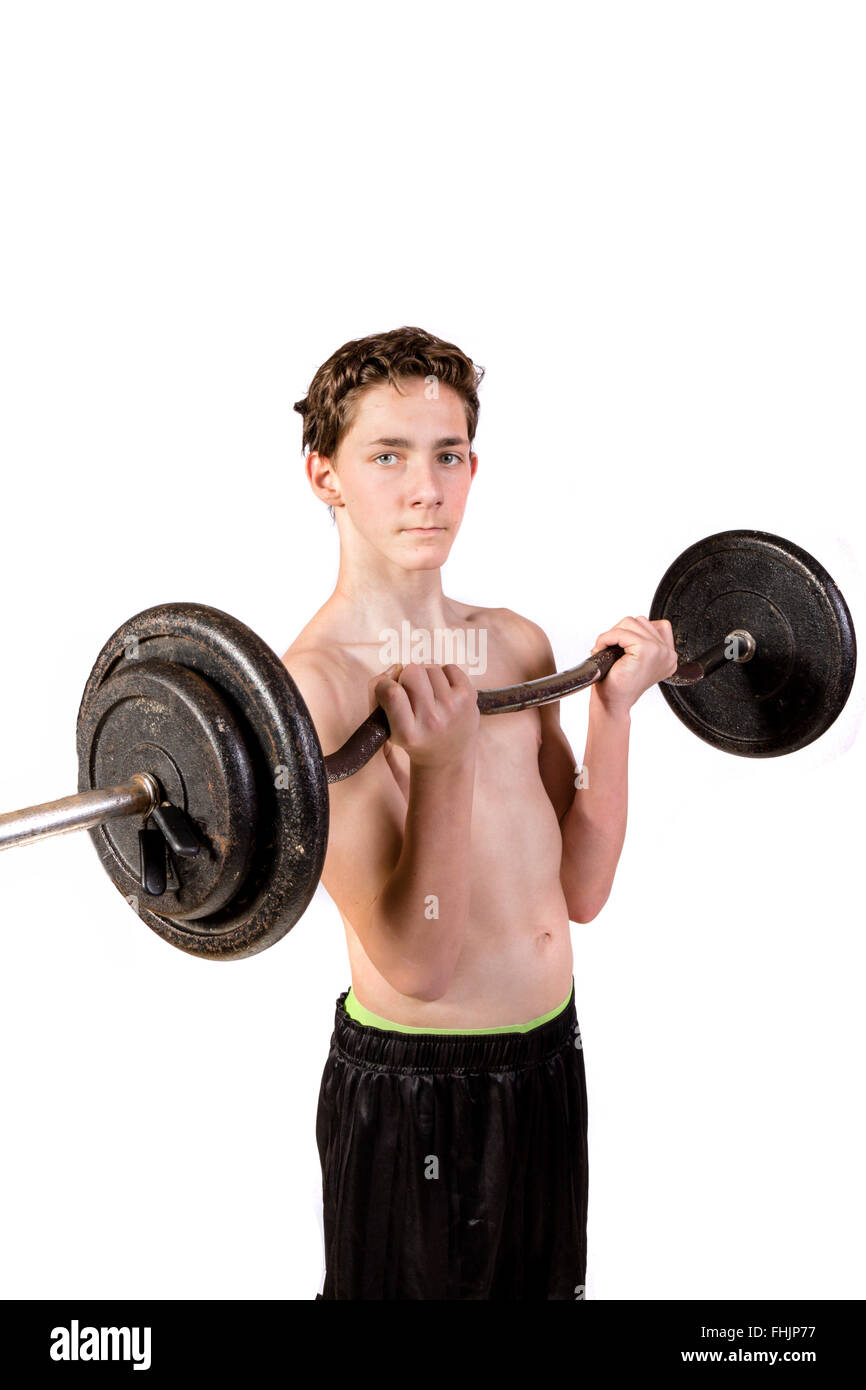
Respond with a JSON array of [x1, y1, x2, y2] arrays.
[[294, 325, 485, 520]]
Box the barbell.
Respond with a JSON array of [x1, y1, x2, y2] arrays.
[[0, 529, 856, 960]]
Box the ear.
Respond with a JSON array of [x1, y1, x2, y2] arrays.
[[307, 451, 343, 509]]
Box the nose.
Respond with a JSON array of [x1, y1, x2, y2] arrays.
[[406, 458, 444, 509]]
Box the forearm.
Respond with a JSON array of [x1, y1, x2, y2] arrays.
[[370, 754, 477, 999], [560, 688, 631, 922]]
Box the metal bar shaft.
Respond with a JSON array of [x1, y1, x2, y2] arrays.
[[324, 630, 755, 782], [0, 773, 159, 852], [0, 631, 758, 837]]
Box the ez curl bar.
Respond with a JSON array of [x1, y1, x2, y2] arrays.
[[0, 530, 856, 960]]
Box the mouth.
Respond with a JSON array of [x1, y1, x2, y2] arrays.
[[403, 526, 445, 535]]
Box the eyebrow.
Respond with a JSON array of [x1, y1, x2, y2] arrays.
[[364, 436, 469, 449]]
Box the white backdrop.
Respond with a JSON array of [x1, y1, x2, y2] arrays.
[[0, 1, 863, 1300]]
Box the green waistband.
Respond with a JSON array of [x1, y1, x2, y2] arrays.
[[343, 981, 573, 1035]]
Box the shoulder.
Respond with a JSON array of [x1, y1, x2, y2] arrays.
[[448, 598, 554, 654], [447, 600, 557, 682], [280, 621, 370, 753], [485, 606, 558, 680]]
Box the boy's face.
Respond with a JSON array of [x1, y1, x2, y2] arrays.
[[312, 376, 477, 570]]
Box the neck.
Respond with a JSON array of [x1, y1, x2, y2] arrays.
[[330, 530, 457, 636]]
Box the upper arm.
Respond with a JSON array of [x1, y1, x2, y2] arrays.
[[281, 652, 406, 937], [501, 610, 580, 825]]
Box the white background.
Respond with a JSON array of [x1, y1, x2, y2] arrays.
[[0, 1, 863, 1300]]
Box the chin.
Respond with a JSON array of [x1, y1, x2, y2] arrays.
[[401, 553, 446, 569]]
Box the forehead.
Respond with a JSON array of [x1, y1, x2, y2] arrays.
[[346, 378, 468, 439]]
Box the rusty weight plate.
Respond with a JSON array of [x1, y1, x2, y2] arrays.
[[649, 530, 857, 757], [77, 603, 329, 959], [77, 659, 257, 921]]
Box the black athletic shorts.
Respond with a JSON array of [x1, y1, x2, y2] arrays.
[[315, 981, 588, 1300]]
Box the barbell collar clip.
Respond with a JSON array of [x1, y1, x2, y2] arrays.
[[139, 825, 168, 897], [150, 802, 201, 858]]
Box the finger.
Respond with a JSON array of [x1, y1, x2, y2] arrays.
[[374, 674, 413, 731], [395, 661, 437, 718], [370, 663, 402, 708], [440, 662, 475, 693], [591, 619, 647, 653], [373, 664, 404, 697], [631, 616, 672, 653], [423, 664, 457, 702], [633, 616, 673, 647], [648, 618, 677, 664], [370, 662, 402, 689], [610, 616, 648, 635]]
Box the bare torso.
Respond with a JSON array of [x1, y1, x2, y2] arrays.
[[283, 599, 574, 1028]]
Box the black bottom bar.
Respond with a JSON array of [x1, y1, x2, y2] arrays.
[[5, 1297, 864, 1374]]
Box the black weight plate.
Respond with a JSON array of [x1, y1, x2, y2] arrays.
[[77, 603, 329, 959], [649, 530, 857, 757], [78, 659, 257, 921]]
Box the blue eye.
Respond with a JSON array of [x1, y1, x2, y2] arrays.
[[375, 453, 398, 466], [439, 454, 461, 465]]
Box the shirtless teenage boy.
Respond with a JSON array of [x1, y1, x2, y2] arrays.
[[286, 326, 677, 1299]]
